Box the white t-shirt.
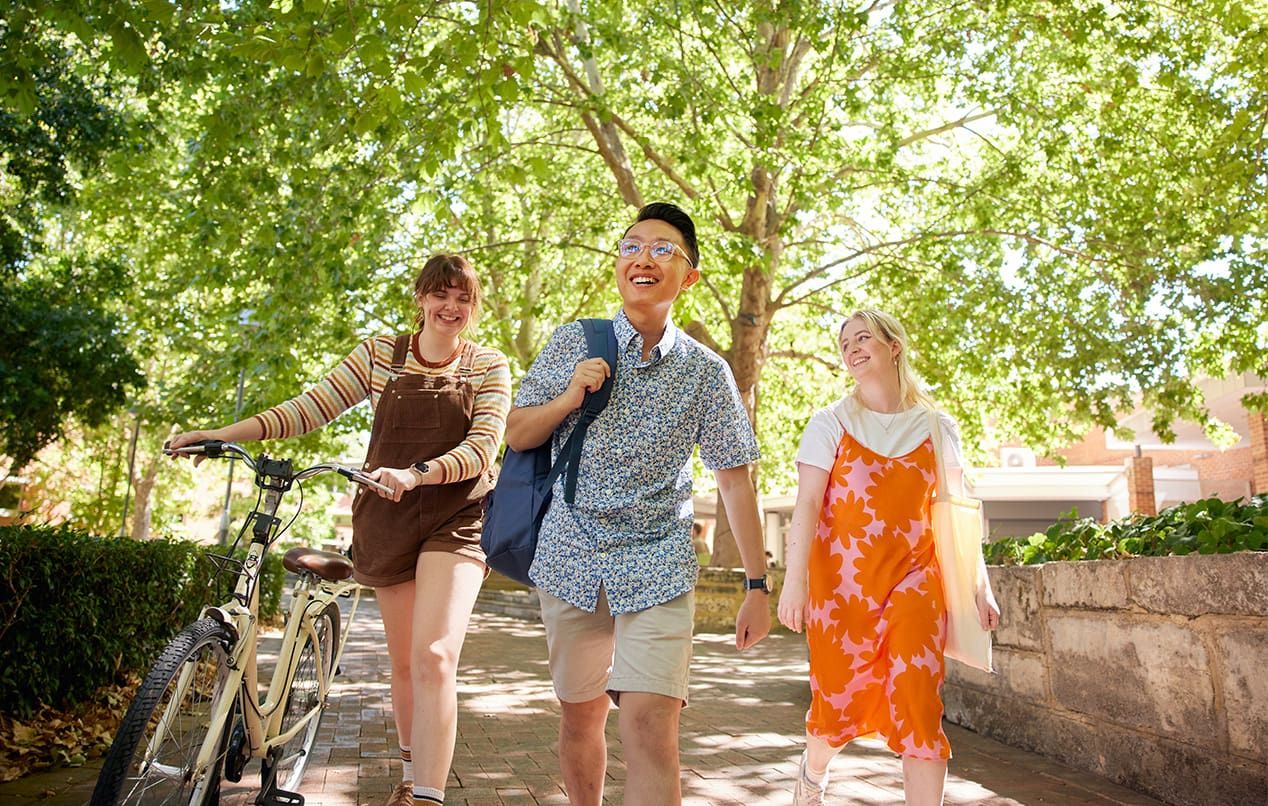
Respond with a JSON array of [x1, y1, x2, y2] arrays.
[[796, 398, 966, 494]]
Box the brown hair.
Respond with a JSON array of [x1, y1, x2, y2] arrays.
[[412, 253, 482, 331]]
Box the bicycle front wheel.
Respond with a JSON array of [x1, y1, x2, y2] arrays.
[[91, 618, 234, 806], [267, 601, 340, 793]]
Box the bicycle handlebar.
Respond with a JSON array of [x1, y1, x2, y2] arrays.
[[163, 440, 394, 495]]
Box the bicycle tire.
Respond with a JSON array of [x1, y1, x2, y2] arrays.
[[91, 618, 234, 806], [264, 600, 340, 794]]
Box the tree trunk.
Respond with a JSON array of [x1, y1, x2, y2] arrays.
[[129, 448, 161, 541], [708, 261, 772, 569]]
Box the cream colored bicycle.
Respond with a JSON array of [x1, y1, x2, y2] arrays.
[[91, 440, 386, 805]]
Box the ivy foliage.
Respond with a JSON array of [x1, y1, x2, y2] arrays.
[[984, 495, 1268, 566]]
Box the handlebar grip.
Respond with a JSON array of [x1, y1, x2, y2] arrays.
[[164, 439, 226, 457], [344, 469, 393, 495]]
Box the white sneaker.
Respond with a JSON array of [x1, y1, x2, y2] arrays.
[[792, 751, 829, 805]]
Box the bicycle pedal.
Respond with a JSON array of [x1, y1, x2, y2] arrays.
[[259, 788, 304, 806]]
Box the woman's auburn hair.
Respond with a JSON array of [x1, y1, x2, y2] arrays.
[[839, 309, 938, 412], [413, 253, 482, 331]]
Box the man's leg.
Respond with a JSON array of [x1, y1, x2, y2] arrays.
[[559, 695, 610, 806], [608, 591, 694, 806], [617, 692, 682, 804], [538, 589, 618, 806]]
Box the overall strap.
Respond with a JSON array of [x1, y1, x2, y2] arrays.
[[390, 334, 412, 374], [559, 319, 619, 505], [458, 340, 477, 372], [927, 410, 950, 501]]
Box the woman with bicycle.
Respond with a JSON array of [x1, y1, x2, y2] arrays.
[[171, 254, 511, 806]]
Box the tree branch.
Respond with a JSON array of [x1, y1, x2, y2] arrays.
[[696, 266, 735, 320], [897, 109, 999, 149], [768, 349, 841, 372], [777, 227, 1133, 309], [605, 111, 700, 200], [682, 319, 726, 359], [541, 22, 644, 207]]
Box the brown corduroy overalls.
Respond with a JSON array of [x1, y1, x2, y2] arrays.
[[350, 335, 490, 587]]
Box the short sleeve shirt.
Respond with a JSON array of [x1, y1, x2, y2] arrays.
[[515, 309, 760, 615], [797, 398, 966, 494]]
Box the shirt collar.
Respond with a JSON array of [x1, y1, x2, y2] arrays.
[[614, 308, 677, 363]]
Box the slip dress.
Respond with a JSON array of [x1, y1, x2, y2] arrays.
[[804, 427, 951, 760]]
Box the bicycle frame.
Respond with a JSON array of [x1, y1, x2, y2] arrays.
[[138, 444, 367, 803]]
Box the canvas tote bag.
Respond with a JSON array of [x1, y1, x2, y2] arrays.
[[927, 411, 993, 672]]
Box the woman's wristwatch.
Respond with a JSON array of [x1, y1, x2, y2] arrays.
[[411, 461, 429, 482], [744, 575, 771, 594]]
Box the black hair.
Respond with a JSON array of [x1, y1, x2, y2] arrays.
[[628, 202, 700, 267]]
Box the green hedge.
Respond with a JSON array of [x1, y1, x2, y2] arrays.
[[0, 524, 284, 716], [984, 495, 1268, 566]]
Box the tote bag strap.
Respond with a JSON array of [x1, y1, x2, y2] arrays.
[[927, 409, 951, 501]]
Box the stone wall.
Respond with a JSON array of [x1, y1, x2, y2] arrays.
[[943, 553, 1268, 806], [694, 567, 786, 633]]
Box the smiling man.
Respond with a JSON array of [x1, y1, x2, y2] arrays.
[[505, 202, 772, 805]]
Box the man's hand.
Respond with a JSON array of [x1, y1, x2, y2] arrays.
[[562, 357, 610, 410], [735, 591, 771, 650]]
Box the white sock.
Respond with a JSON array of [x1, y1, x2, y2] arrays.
[[412, 784, 444, 804], [804, 758, 827, 784], [399, 745, 413, 783]]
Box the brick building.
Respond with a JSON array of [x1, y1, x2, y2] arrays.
[[973, 372, 1265, 539]]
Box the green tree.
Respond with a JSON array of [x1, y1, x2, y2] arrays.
[[0, 38, 144, 471], [6, 1, 1266, 552]]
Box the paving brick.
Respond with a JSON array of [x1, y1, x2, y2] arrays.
[[3, 593, 1167, 805]]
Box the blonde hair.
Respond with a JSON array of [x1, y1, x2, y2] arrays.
[[839, 309, 937, 411], [413, 253, 483, 331]]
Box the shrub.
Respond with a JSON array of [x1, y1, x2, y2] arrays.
[[0, 524, 283, 716], [984, 494, 1268, 566]]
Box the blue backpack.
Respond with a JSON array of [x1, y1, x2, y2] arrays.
[[481, 319, 618, 586]]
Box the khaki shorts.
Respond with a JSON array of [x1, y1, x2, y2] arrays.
[[538, 587, 695, 705]]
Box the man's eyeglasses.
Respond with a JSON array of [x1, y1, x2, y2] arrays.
[[615, 238, 691, 264]]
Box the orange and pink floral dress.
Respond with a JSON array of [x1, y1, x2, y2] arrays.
[[803, 410, 950, 760]]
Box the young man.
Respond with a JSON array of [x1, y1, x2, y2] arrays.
[[505, 202, 771, 805]]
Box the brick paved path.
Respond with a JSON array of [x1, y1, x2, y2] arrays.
[[1, 592, 1160, 805]]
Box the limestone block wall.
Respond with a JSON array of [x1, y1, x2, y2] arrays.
[[943, 553, 1268, 806], [694, 567, 786, 633]]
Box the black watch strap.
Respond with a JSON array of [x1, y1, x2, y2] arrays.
[[744, 575, 770, 593]]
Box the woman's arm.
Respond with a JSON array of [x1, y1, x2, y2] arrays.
[[415, 351, 513, 485], [777, 463, 831, 633], [170, 339, 378, 462]]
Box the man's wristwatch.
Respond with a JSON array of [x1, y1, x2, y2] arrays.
[[744, 575, 771, 594], [411, 461, 429, 477]]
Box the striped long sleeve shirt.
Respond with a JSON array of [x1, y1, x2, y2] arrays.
[[251, 336, 511, 484]]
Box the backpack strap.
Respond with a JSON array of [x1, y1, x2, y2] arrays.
[[558, 318, 618, 505]]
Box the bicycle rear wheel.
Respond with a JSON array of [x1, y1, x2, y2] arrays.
[[264, 601, 340, 794], [91, 618, 234, 805]]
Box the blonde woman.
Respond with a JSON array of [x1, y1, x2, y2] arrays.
[[171, 255, 511, 806], [777, 310, 1000, 805]]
